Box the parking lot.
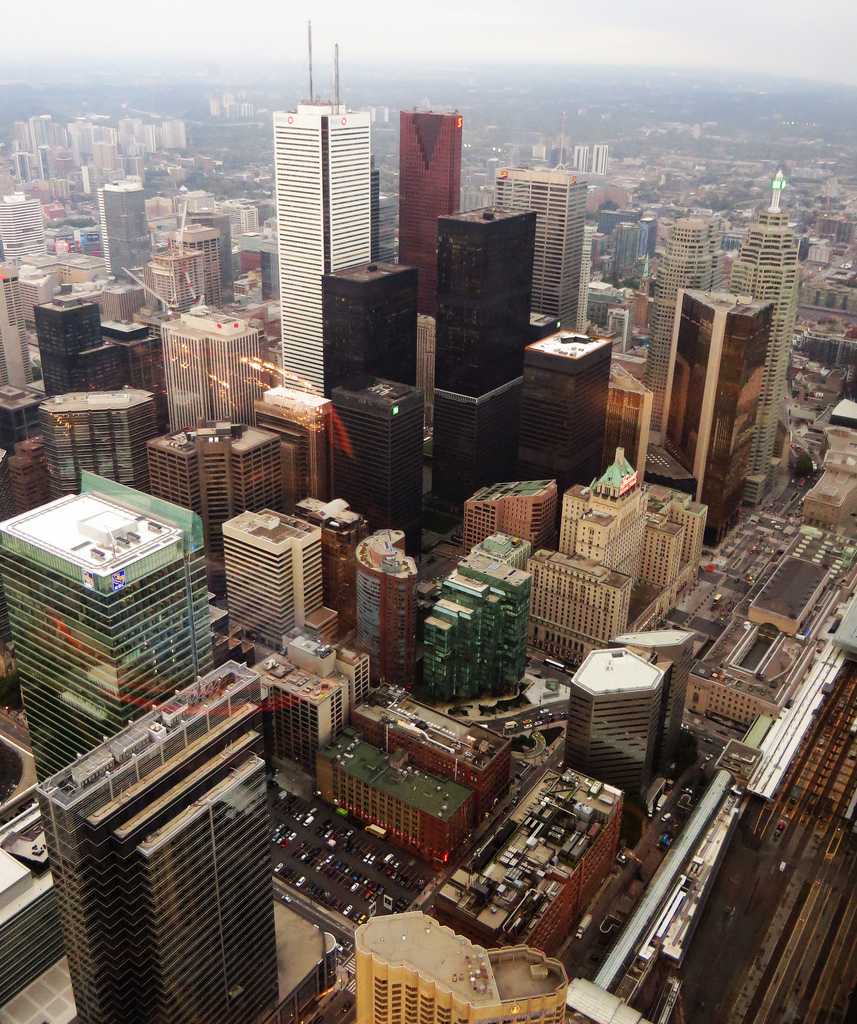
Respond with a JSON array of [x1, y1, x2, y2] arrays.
[[269, 789, 434, 925]]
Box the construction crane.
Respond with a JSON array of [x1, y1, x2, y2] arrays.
[[122, 266, 171, 313], [172, 200, 204, 307]]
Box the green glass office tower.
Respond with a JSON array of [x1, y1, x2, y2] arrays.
[[0, 471, 212, 780], [423, 552, 531, 700], [38, 662, 278, 1024]]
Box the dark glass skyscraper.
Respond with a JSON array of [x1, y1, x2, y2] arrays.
[[331, 376, 423, 555], [433, 208, 536, 505], [322, 263, 418, 396], [666, 290, 772, 542], [399, 110, 462, 315], [0, 473, 212, 781], [37, 661, 278, 1024], [518, 332, 613, 494], [97, 182, 151, 281], [34, 297, 123, 396]]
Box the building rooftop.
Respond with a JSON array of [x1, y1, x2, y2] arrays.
[[102, 180, 143, 193], [223, 509, 318, 549], [318, 728, 472, 821], [749, 556, 830, 626], [0, 956, 76, 1024], [830, 399, 857, 428], [150, 423, 278, 454], [0, 491, 183, 576], [355, 686, 508, 771], [468, 480, 556, 502], [40, 389, 153, 414], [327, 262, 413, 283], [274, 900, 326, 1003], [0, 385, 41, 411], [609, 364, 652, 396], [260, 386, 330, 413], [443, 207, 534, 226], [566, 979, 652, 1024], [613, 629, 695, 649], [163, 308, 255, 339], [456, 552, 531, 591], [256, 650, 347, 704], [530, 549, 630, 589], [332, 375, 419, 406], [526, 333, 613, 360], [294, 497, 365, 530], [38, 661, 260, 810], [645, 484, 706, 517], [436, 770, 621, 943], [357, 531, 417, 578], [684, 289, 771, 316], [357, 912, 566, 1005], [596, 447, 637, 492], [571, 649, 663, 696]]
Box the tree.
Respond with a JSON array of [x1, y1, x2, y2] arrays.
[[796, 452, 814, 477]]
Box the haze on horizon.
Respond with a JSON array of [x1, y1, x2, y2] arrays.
[[6, 0, 857, 90]]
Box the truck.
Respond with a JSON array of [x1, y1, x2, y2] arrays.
[[656, 793, 668, 813], [504, 721, 518, 732], [365, 824, 388, 840], [575, 914, 592, 939]]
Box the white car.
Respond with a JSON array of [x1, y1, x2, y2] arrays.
[[343, 905, 353, 917], [296, 876, 306, 888], [275, 862, 284, 873]]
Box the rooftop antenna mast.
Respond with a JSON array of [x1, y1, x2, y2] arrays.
[[307, 21, 314, 104], [334, 40, 340, 109], [556, 110, 567, 170]]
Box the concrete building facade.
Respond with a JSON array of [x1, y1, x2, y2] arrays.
[[464, 479, 558, 555]]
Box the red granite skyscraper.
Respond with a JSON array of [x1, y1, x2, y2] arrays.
[[399, 111, 463, 315]]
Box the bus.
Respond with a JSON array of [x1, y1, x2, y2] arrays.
[[365, 824, 388, 840], [544, 657, 566, 672]]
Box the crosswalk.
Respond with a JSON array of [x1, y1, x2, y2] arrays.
[[341, 953, 356, 993]]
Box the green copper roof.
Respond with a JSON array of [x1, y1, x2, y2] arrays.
[[595, 448, 636, 490]]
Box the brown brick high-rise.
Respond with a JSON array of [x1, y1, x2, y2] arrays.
[[399, 111, 462, 316]]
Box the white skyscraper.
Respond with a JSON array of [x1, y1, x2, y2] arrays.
[[273, 104, 371, 390], [644, 217, 722, 441], [592, 144, 609, 176], [577, 224, 595, 332], [0, 264, 33, 386], [162, 308, 264, 429], [573, 145, 590, 173], [729, 172, 799, 503], [495, 166, 587, 329], [0, 194, 46, 261]]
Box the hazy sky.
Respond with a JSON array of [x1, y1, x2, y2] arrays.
[[8, 1, 857, 88]]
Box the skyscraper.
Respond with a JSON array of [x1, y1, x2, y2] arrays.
[[321, 262, 417, 395], [611, 222, 641, 277], [34, 297, 123, 396], [0, 194, 46, 261], [666, 290, 772, 541], [0, 265, 33, 387], [96, 181, 151, 280], [223, 508, 323, 648], [331, 376, 423, 555], [143, 250, 206, 313], [563, 647, 664, 794], [255, 386, 333, 509], [602, 364, 652, 476], [39, 389, 158, 496], [37, 662, 278, 1024], [494, 167, 587, 329], [188, 207, 235, 303], [356, 529, 417, 688], [644, 218, 722, 441], [728, 173, 799, 503], [416, 314, 436, 426], [148, 421, 283, 577], [398, 110, 463, 315], [174, 222, 222, 307], [518, 332, 612, 495], [591, 144, 609, 176], [273, 105, 371, 390], [577, 225, 594, 332], [433, 208, 536, 504], [573, 144, 590, 172], [162, 308, 264, 429], [0, 472, 212, 779]]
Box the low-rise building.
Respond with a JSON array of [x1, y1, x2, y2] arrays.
[[803, 425, 857, 535], [258, 639, 369, 773], [434, 769, 622, 956], [351, 686, 511, 822], [468, 532, 532, 569], [749, 556, 830, 636], [355, 912, 568, 1024], [316, 728, 473, 867]]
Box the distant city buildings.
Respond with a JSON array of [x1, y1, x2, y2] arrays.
[[273, 104, 371, 391], [398, 110, 463, 315]]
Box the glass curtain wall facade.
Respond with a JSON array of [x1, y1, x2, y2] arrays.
[[37, 664, 278, 1024], [0, 472, 212, 780]]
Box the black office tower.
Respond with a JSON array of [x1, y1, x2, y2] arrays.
[[322, 263, 418, 396], [433, 207, 536, 504], [518, 332, 613, 493], [34, 297, 123, 396], [331, 376, 423, 555]]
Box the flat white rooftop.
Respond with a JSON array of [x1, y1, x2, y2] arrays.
[[572, 648, 663, 696], [41, 390, 153, 413], [0, 492, 183, 576], [527, 332, 613, 359]]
